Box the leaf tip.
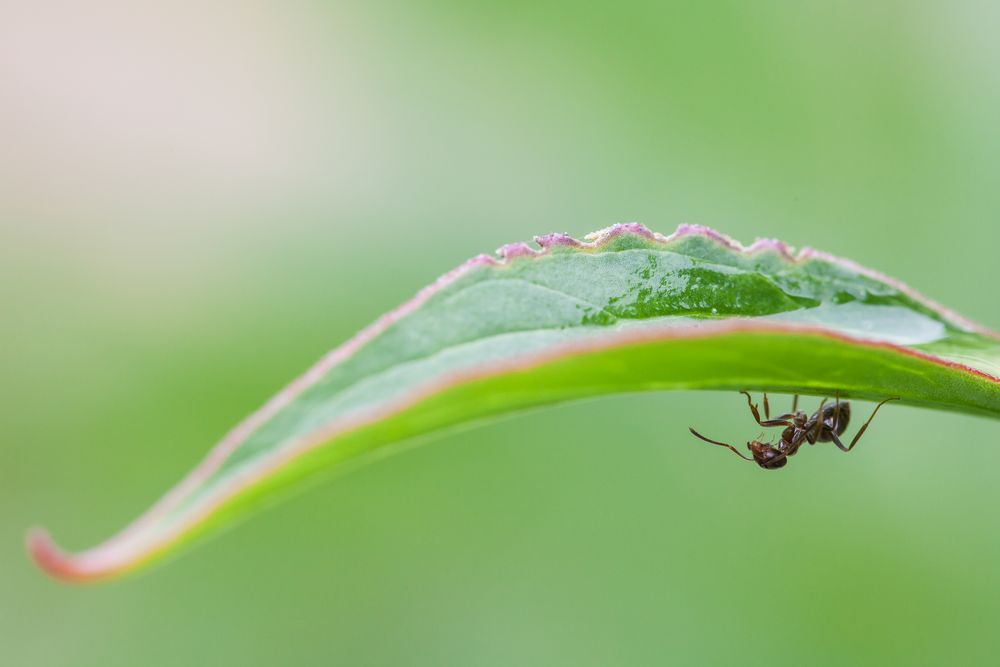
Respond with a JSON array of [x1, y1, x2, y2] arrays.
[[26, 527, 120, 584], [26, 527, 76, 582]]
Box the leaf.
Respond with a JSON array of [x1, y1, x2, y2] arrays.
[[29, 223, 1000, 582]]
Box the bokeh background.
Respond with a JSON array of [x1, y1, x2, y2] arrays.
[[4, 2, 1000, 665]]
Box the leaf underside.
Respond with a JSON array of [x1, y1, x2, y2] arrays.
[[29, 223, 1000, 582]]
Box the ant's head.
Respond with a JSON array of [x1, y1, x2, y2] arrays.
[[747, 440, 787, 470], [688, 428, 788, 469]]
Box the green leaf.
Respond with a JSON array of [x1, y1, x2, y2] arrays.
[[29, 223, 1000, 582]]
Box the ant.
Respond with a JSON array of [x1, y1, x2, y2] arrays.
[[689, 391, 899, 469]]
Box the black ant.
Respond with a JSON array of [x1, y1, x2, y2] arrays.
[[689, 392, 899, 469]]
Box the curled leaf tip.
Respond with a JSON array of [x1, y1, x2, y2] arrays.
[[26, 528, 89, 583]]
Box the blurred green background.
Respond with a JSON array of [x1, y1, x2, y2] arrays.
[[3, 2, 1000, 665]]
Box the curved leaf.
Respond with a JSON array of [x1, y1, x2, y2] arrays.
[[29, 223, 1000, 582]]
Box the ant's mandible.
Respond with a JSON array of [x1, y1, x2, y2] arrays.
[[689, 391, 899, 469]]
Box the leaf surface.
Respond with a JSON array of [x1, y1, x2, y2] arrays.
[[29, 224, 1000, 582]]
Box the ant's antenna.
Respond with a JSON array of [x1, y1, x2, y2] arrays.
[[688, 428, 754, 461]]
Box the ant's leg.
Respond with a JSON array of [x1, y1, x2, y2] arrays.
[[740, 391, 792, 428], [763, 393, 771, 419], [763, 395, 800, 423], [689, 428, 754, 462], [740, 391, 763, 424], [833, 390, 843, 433], [843, 397, 900, 451], [828, 431, 849, 452], [808, 398, 828, 443]]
